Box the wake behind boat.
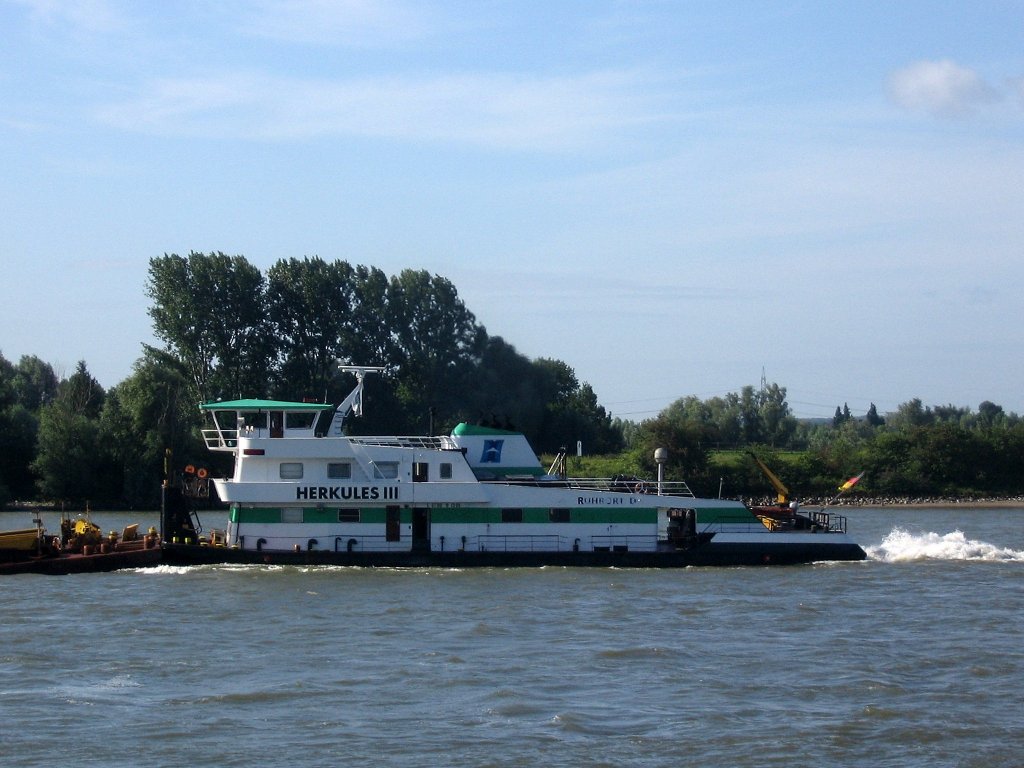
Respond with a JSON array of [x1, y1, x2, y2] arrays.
[[161, 367, 866, 568]]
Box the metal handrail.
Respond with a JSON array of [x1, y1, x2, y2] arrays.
[[331, 535, 409, 552], [497, 476, 695, 497], [349, 435, 460, 450], [590, 534, 658, 550], [811, 510, 848, 533], [475, 534, 566, 552], [201, 428, 237, 450]]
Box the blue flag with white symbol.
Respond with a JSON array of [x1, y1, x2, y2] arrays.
[[480, 439, 504, 464]]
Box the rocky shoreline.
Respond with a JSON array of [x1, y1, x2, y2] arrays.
[[749, 495, 1024, 509]]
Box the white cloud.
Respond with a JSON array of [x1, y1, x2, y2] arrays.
[[9, 0, 127, 33], [887, 59, 998, 117], [95, 69, 664, 151], [236, 0, 428, 47]]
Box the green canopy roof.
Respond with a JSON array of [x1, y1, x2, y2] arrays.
[[200, 399, 334, 412]]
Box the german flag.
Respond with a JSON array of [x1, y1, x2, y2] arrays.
[[838, 471, 864, 492]]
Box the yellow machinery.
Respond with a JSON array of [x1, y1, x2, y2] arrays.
[[747, 451, 791, 505]]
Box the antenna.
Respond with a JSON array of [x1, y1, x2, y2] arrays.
[[330, 365, 385, 435]]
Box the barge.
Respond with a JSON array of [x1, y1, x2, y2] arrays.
[[1, 515, 161, 575]]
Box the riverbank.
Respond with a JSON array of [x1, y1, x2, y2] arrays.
[[751, 496, 1024, 509]]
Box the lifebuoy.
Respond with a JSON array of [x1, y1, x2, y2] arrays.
[[197, 467, 208, 479], [184, 464, 196, 475]]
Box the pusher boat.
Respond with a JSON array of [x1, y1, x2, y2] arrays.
[[161, 367, 866, 567]]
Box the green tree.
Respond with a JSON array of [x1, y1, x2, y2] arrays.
[[147, 252, 272, 402], [530, 359, 622, 455], [32, 361, 106, 504], [738, 385, 762, 443], [888, 398, 933, 429], [759, 382, 797, 447], [706, 394, 743, 448], [865, 402, 885, 427], [98, 351, 204, 507], [630, 413, 711, 491], [267, 257, 359, 400], [385, 269, 486, 428], [0, 353, 60, 503], [12, 355, 59, 410], [833, 402, 853, 427], [468, 336, 549, 438]]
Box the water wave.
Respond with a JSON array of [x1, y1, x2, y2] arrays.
[[868, 527, 1024, 562], [138, 564, 197, 575]]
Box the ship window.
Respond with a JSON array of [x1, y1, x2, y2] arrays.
[[501, 508, 523, 523], [549, 508, 570, 523], [440, 463, 453, 479], [280, 462, 304, 479], [282, 508, 303, 523], [328, 462, 352, 479], [373, 462, 399, 480], [239, 412, 266, 430], [286, 412, 317, 429], [413, 462, 429, 482], [338, 510, 361, 523]]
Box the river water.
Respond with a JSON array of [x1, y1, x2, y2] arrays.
[[2, 506, 1023, 768]]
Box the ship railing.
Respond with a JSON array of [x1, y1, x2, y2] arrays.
[[348, 435, 460, 450], [569, 477, 694, 497], [474, 534, 566, 552], [468, 534, 659, 553], [811, 510, 848, 534], [330, 535, 409, 553], [200, 429, 459, 452], [703, 510, 849, 534], [500, 476, 695, 497], [706, 520, 782, 533], [202, 427, 239, 450], [590, 534, 658, 552]]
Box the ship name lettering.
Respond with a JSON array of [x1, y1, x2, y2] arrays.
[[296, 486, 397, 501], [576, 496, 623, 506]]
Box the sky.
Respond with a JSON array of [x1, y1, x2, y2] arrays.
[[1, 1, 1023, 422]]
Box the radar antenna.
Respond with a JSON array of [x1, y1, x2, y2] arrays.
[[329, 365, 385, 435]]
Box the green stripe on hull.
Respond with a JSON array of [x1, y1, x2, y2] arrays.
[[231, 506, 405, 525], [230, 505, 664, 526]]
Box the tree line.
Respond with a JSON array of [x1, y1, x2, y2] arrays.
[[0, 253, 620, 508], [624, 390, 1024, 501], [2, 251, 1022, 508]]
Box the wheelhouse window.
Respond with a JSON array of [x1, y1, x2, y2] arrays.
[[286, 412, 317, 429], [549, 508, 570, 523], [440, 463, 453, 480], [280, 462, 304, 479], [373, 462, 399, 480], [501, 508, 524, 523], [229, 411, 267, 436], [328, 462, 352, 479]]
